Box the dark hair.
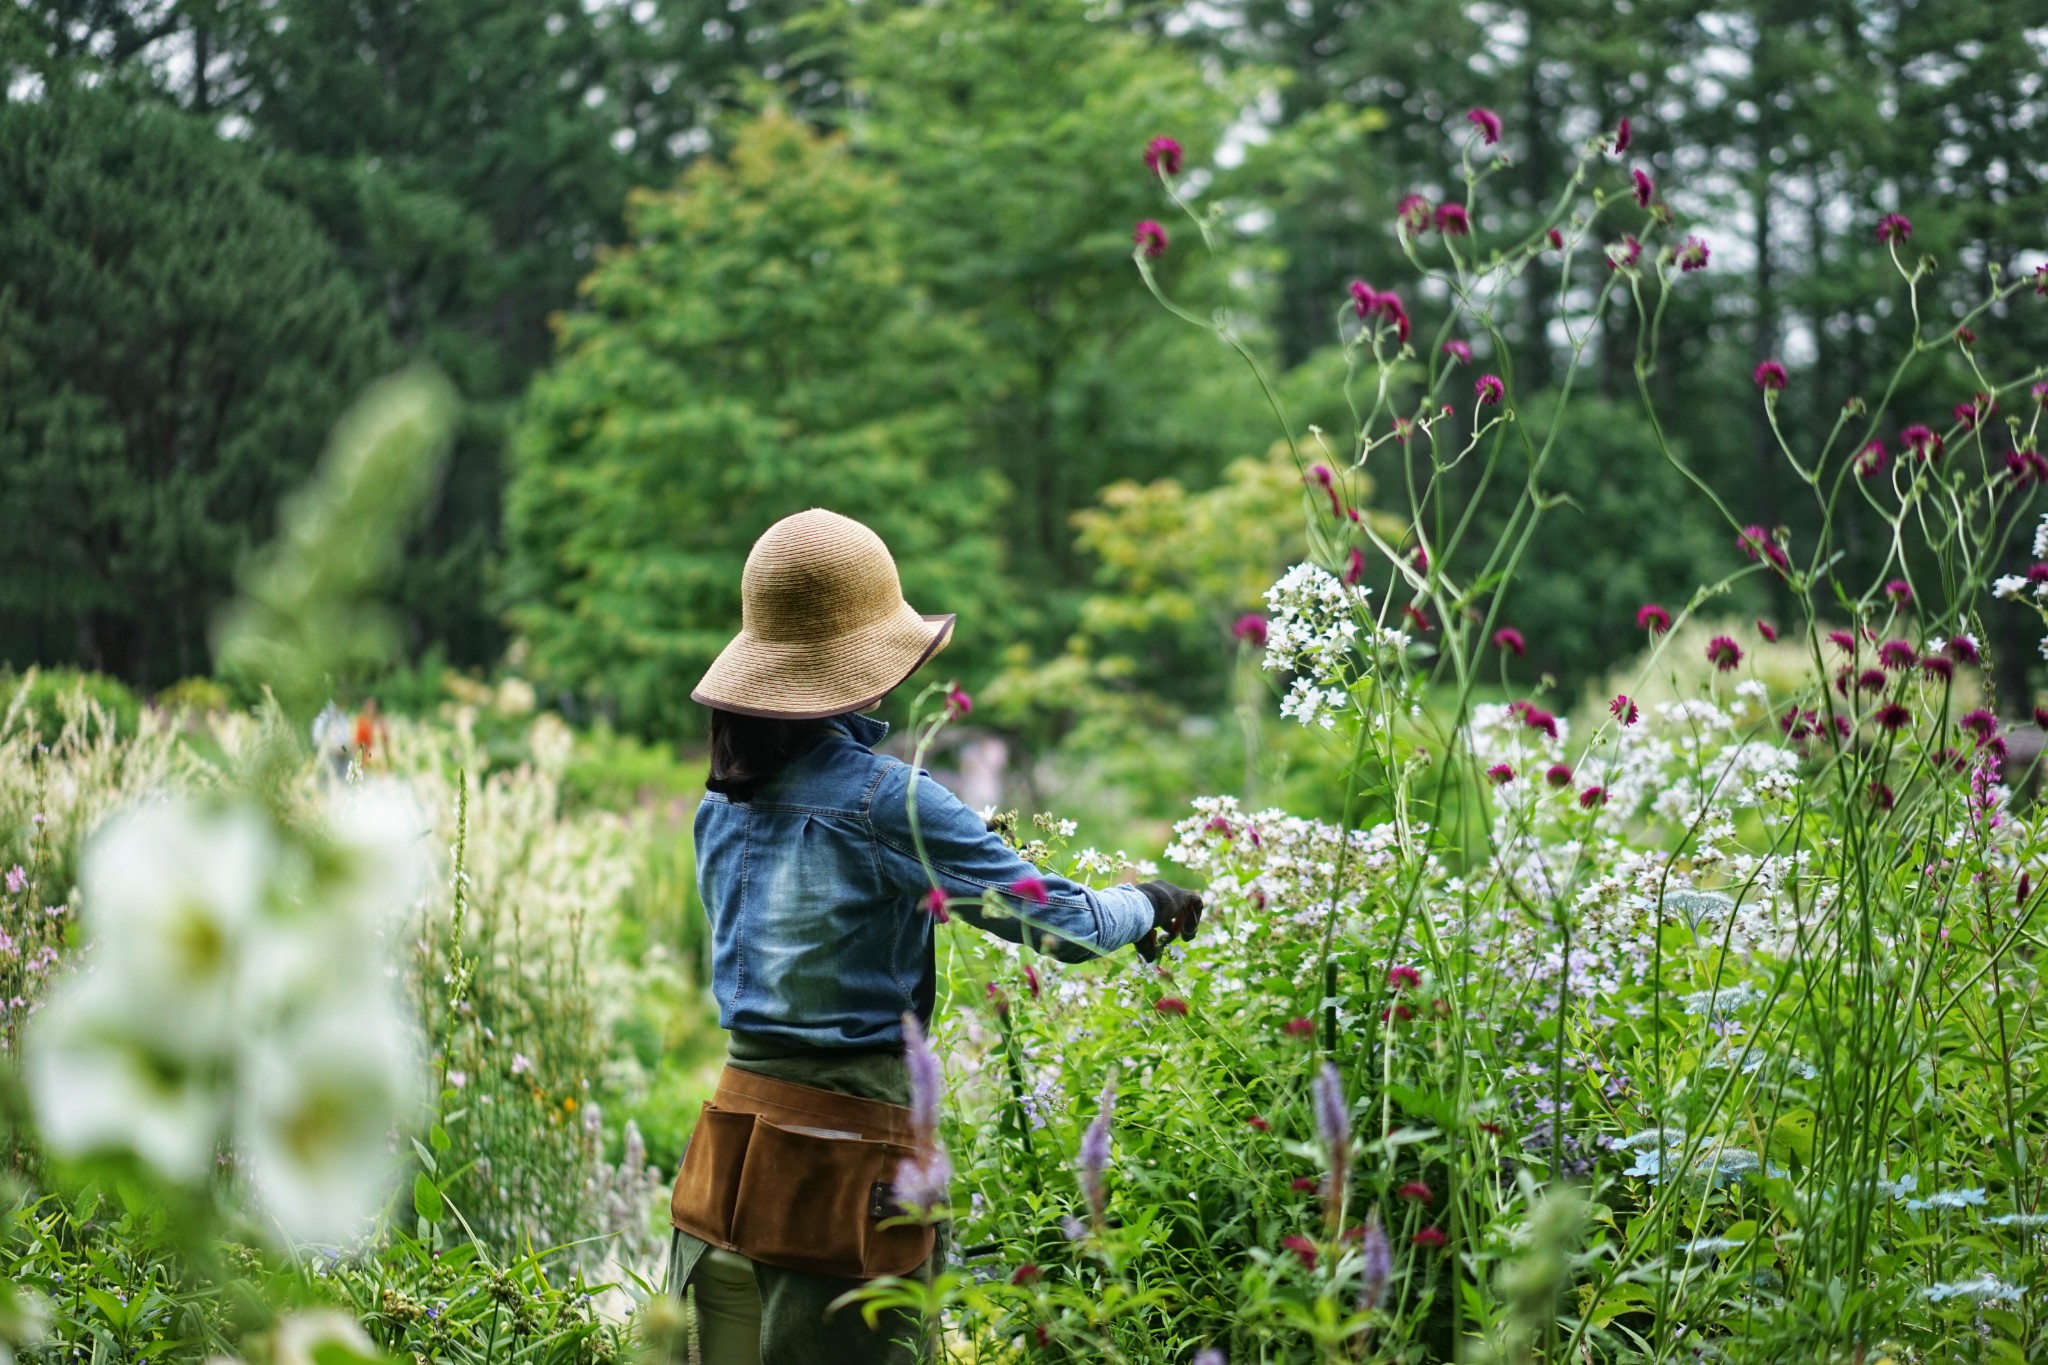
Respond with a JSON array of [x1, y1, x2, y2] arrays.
[[706, 709, 826, 802]]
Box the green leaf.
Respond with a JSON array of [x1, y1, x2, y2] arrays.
[[413, 1173, 443, 1225]]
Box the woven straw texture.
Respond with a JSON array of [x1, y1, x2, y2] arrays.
[[691, 509, 953, 719]]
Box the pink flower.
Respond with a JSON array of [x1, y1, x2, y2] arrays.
[[1920, 655, 1954, 682], [1874, 702, 1911, 732], [1397, 193, 1433, 233], [1578, 785, 1606, 809], [1884, 578, 1912, 603], [1706, 635, 1743, 671], [1676, 236, 1710, 272], [1345, 547, 1367, 585], [1008, 877, 1049, 907], [1388, 965, 1422, 991], [1248, 1114, 1270, 1132], [1443, 339, 1472, 365], [1348, 279, 1381, 317], [2037, 263, 2048, 296], [1950, 635, 1981, 665], [1397, 1180, 1433, 1203], [1413, 1227, 1448, 1249], [2033, 382, 2048, 409], [1291, 1176, 1320, 1193], [1855, 667, 1887, 693], [1436, 203, 1471, 236], [1011, 1263, 1040, 1285], [1133, 219, 1168, 258], [1877, 639, 1917, 670], [1876, 212, 1912, 243], [1466, 108, 1502, 144], [1519, 704, 1558, 739], [1827, 630, 1857, 652], [1486, 762, 1515, 785], [1144, 136, 1183, 178], [1756, 619, 1778, 642], [945, 684, 973, 718], [1962, 708, 1999, 744], [1738, 524, 1789, 574], [2, 866, 22, 896], [1607, 234, 1643, 270], [1492, 626, 1525, 655], [986, 981, 1009, 1016], [1956, 394, 1995, 430], [1613, 117, 1632, 153], [923, 887, 951, 923], [1283, 1016, 1316, 1038], [1901, 424, 1941, 460], [1475, 374, 1505, 405], [1307, 464, 1341, 516], [1855, 439, 1887, 478], [1871, 782, 1895, 811], [1610, 694, 1640, 726], [1546, 227, 1564, 249], [1631, 167, 1654, 207], [1401, 604, 1431, 633], [1636, 603, 1671, 634], [1023, 964, 1041, 998], [1281, 1233, 1319, 1268], [1545, 763, 1573, 788], [1154, 996, 1189, 1017], [1754, 360, 1788, 391], [1234, 613, 1269, 647], [1955, 325, 1976, 348]]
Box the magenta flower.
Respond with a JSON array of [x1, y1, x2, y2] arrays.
[[1962, 708, 1999, 744], [1154, 996, 1189, 1017], [1610, 694, 1640, 726], [1877, 639, 1917, 670], [1871, 781, 1896, 811], [1023, 963, 1041, 998], [1397, 1180, 1433, 1203], [1738, 524, 1789, 573], [1492, 626, 1526, 655], [1435, 202, 1471, 235], [1677, 236, 1710, 272], [1632, 167, 1654, 207], [1519, 704, 1559, 739], [1283, 1016, 1316, 1038], [1884, 578, 1912, 603], [1487, 762, 1515, 785], [1290, 1175, 1319, 1193], [1547, 227, 1564, 249], [2037, 264, 2048, 296], [1901, 424, 1942, 460], [1388, 965, 1422, 991], [1607, 234, 1643, 270], [1144, 136, 1183, 178], [1636, 603, 1671, 634], [1757, 618, 1779, 642], [1475, 374, 1505, 406], [1281, 1233, 1319, 1269], [1706, 635, 1743, 671], [1854, 439, 1887, 478], [1874, 702, 1912, 732], [1443, 339, 1473, 365], [2032, 381, 2048, 409], [1397, 193, 1433, 233], [1234, 613, 1269, 647], [1613, 117, 1632, 153], [1921, 655, 1954, 682], [1348, 279, 1381, 317], [1950, 635, 1981, 665], [1466, 107, 1502, 144], [1579, 785, 1606, 810], [1876, 212, 1913, 243], [1545, 763, 1573, 788], [1413, 1227, 1448, 1249], [1955, 325, 1976, 348], [1345, 547, 1367, 585], [945, 684, 973, 718], [1308, 464, 1341, 516], [922, 887, 951, 923], [1401, 603, 1430, 633], [1956, 393, 1995, 430], [1133, 219, 1169, 259], [1754, 360, 1788, 391], [1827, 630, 1857, 652], [1855, 667, 1887, 693], [1009, 876, 1050, 907]]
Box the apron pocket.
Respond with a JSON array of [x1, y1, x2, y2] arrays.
[[732, 1117, 932, 1278], [670, 1103, 756, 1245]]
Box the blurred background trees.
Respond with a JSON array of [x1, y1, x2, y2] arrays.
[[5, 0, 2047, 787]]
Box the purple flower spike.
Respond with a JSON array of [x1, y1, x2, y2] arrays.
[[1078, 1073, 1117, 1226], [901, 1012, 943, 1142], [1358, 1212, 1393, 1310]]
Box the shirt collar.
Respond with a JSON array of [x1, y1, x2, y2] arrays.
[[829, 711, 891, 748]]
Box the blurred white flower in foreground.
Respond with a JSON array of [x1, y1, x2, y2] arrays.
[[27, 788, 428, 1246]]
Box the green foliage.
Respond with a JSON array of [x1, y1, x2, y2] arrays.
[[0, 670, 141, 745], [0, 87, 393, 688], [505, 110, 1007, 736]]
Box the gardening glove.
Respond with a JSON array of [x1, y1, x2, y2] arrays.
[[1133, 880, 1203, 962]]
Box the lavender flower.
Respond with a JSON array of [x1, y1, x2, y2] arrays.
[[902, 1011, 942, 1143], [1078, 1072, 1117, 1227], [1192, 1351, 1227, 1365], [1357, 1211, 1392, 1310], [893, 1147, 953, 1216], [1311, 1061, 1349, 1219]]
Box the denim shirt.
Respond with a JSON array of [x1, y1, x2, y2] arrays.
[[694, 712, 1155, 1048]]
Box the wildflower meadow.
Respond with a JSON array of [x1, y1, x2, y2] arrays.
[[7, 6, 2048, 1364]]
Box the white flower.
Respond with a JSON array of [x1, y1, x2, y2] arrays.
[[1923, 1273, 2021, 1304], [1992, 575, 2028, 600], [2033, 512, 2048, 559], [269, 1310, 383, 1365], [323, 779, 432, 929], [511, 1052, 533, 1076]]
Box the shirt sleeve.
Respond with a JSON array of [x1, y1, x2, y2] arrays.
[[870, 762, 1155, 963]]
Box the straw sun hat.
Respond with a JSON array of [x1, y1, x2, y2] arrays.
[[691, 509, 955, 719]]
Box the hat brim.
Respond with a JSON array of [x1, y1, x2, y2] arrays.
[[691, 607, 955, 721]]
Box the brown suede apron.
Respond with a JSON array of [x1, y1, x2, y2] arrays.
[[670, 1064, 936, 1280]]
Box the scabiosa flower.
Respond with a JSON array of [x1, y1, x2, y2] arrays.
[[1706, 635, 1743, 671], [1486, 762, 1515, 785], [2031, 380, 2048, 408], [1637, 603, 1671, 634], [1607, 234, 1643, 270], [1397, 1180, 1432, 1203], [922, 887, 951, 923], [945, 684, 973, 718], [1677, 235, 1710, 272], [1962, 708, 1998, 744], [1382, 1002, 1413, 1023], [1154, 996, 1189, 1017], [2037, 263, 2048, 295], [1631, 167, 1654, 207], [1443, 339, 1472, 365], [986, 981, 1009, 1017], [1307, 463, 1341, 516], [1955, 325, 1976, 348], [1280, 1232, 1319, 1269], [1949, 635, 1981, 664], [1547, 227, 1564, 249], [1545, 763, 1574, 788], [1519, 704, 1558, 739], [1466, 107, 1502, 144], [1132, 219, 1168, 258], [1827, 630, 1858, 652], [1357, 1212, 1392, 1310], [1921, 654, 1954, 682], [1348, 279, 1381, 318], [1855, 439, 1887, 478], [1856, 668, 1887, 693], [1435, 202, 1471, 235], [1754, 360, 1788, 391], [1579, 785, 1606, 810], [1011, 1263, 1041, 1285], [1475, 374, 1505, 405], [1009, 876, 1049, 907], [1874, 702, 1912, 732], [1388, 965, 1422, 991], [1884, 578, 1912, 603], [1234, 613, 1269, 647], [1143, 136, 1183, 178], [1077, 1074, 1117, 1227], [1753, 620, 1777, 644], [1283, 1016, 1316, 1038], [1413, 1226, 1448, 1248], [1023, 963, 1041, 999], [1878, 639, 1917, 670], [1610, 694, 1640, 725], [1738, 525, 1789, 573], [1613, 117, 1632, 153], [1956, 394, 1995, 430], [1876, 212, 1912, 243], [1345, 547, 1366, 585], [1248, 1114, 1271, 1132], [1397, 193, 1433, 233], [1871, 781, 1896, 811], [1401, 603, 1430, 633], [1901, 424, 1941, 460], [1492, 626, 1525, 655]]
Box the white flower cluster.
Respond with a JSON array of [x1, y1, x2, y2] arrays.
[[1261, 562, 1405, 727], [26, 785, 429, 1244]]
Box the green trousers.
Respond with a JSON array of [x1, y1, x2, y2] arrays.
[[664, 1033, 941, 1365]]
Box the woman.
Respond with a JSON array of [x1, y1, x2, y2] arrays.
[[667, 508, 1203, 1364]]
